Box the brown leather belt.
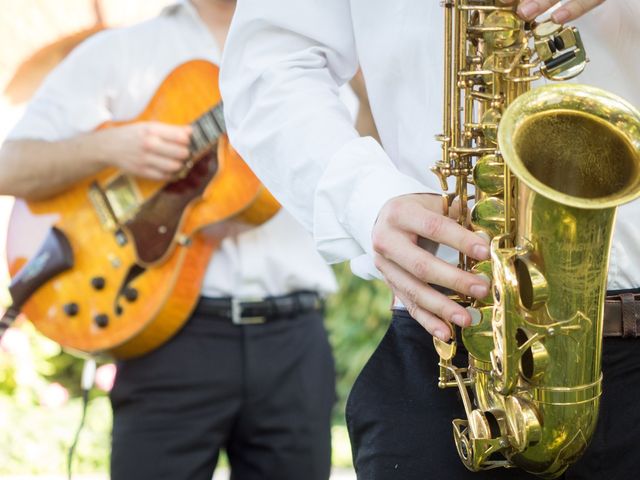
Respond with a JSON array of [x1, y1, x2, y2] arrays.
[[604, 293, 640, 338]]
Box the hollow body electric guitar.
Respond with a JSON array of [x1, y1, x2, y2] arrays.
[[2, 60, 279, 359]]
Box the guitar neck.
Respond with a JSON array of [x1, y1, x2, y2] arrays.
[[190, 102, 226, 155]]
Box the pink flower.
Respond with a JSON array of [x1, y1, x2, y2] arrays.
[[95, 363, 117, 392], [39, 382, 69, 409], [0, 328, 30, 357]]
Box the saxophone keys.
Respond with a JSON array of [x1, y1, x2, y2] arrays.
[[430, 165, 451, 191], [472, 260, 494, 302], [471, 197, 505, 238], [480, 108, 502, 144], [513, 256, 548, 311], [468, 409, 492, 440], [474, 154, 505, 196], [505, 395, 542, 452], [433, 323, 457, 361], [482, 11, 523, 49], [439, 192, 458, 217], [461, 305, 495, 362], [533, 22, 588, 80], [532, 21, 563, 41]]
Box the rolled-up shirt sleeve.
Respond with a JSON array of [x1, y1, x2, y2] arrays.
[[220, 0, 432, 264], [8, 30, 121, 142]]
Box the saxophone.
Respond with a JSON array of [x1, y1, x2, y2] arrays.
[[431, 1, 640, 477]]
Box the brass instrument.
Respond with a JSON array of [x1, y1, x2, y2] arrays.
[[431, 1, 640, 477]]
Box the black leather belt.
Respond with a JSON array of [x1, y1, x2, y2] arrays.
[[604, 293, 640, 338], [195, 291, 324, 325]]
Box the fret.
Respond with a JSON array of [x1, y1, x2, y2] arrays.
[[189, 102, 226, 154], [211, 103, 226, 133], [201, 113, 221, 142], [189, 135, 198, 154], [191, 121, 209, 153], [210, 111, 224, 137]]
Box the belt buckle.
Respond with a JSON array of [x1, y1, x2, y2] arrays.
[[231, 297, 267, 325]]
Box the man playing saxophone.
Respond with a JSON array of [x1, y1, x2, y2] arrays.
[[0, 2, 340, 478], [220, 0, 640, 478]]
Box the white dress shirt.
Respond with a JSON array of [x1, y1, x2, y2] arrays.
[[221, 0, 640, 290], [7, 0, 337, 298]]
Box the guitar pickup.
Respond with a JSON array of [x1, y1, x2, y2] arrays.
[[88, 181, 119, 232], [88, 175, 140, 244]]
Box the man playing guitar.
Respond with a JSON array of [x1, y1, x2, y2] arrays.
[[0, 1, 338, 479]]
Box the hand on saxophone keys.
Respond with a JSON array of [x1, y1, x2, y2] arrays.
[[499, 0, 607, 23], [372, 193, 491, 342]]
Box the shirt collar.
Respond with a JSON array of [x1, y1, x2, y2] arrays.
[[160, 0, 222, 59], [161, 0, 197, 18]]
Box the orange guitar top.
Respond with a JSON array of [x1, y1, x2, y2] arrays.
[[6, 60, 280, 358]]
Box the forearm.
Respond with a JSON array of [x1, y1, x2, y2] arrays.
[[0, 132, 110, 200]]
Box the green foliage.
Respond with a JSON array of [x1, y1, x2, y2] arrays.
[[0, 395, 112, 474], [42, 350, 88, 397], [325, 262, 392, 425], [0, 353, 17, 395], [0, 321, 112, 474], [0, 262, 392, 472]]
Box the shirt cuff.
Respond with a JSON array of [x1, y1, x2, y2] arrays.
[[313, 136, 437, 264], [350, 254, 383, 280], [343, 140, 436, 257]]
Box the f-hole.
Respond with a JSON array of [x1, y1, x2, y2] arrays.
[[114, 264, 146, 315]]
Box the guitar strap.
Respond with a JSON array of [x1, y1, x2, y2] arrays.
[[0, 306, 20, 340], [2, 227, 74, 340]]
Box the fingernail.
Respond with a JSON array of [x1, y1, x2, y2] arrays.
[[473, 245, 490, 260], [518, 1, 539, 19], [452, 314, 467, 327], [471, 284, 489, 298], [552, 8, 570, 24], [434, 330, 449, 341]]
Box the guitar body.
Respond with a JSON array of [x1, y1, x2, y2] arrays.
[[5, 60, 279, 359]]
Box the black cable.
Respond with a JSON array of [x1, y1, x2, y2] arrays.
[[0, 307, 20, 341], [67, 387, 90, 480], [67, 358, 96, 480]]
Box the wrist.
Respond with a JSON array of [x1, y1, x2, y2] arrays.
[[85, 129, 118, 169]]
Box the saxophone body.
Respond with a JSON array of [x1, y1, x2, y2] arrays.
[[432, 1, 640, 477]]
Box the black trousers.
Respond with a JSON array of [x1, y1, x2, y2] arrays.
[[347, 310, 640, 480], [110, 302, 336, 480]]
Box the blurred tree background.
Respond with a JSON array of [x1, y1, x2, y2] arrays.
[[325, 263, 391, 423], [0, 262, 392, 474]]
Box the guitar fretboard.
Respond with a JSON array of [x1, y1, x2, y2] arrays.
[[190, 102, 226, 155]]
